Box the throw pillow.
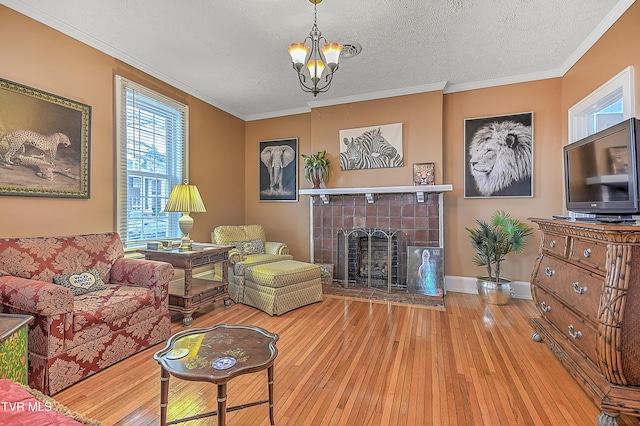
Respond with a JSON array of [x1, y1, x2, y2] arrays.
[[53, 268, 108, 296], [230, 239, 265, 255]]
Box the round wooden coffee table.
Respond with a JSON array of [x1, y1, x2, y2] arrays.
[[154, 323, 279, 426]]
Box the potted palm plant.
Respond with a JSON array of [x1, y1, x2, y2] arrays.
[[302, 150, 331, 189], [466, 210, 533, 305]]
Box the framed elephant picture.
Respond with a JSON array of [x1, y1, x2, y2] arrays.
[[259, 138, 298, 202]]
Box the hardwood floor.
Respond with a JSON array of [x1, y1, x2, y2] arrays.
[[54, 292, 640, 425]]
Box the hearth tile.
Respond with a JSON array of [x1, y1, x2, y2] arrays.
[[414, 229, 428, 242], [390, 204, 402, 217], [415, 216, 428, 228], [343, 216, 354, 229], [401, 217, 415, 229]]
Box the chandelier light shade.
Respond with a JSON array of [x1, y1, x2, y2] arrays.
[[164, 181, 206, 251], [288, 0, 343, 96]]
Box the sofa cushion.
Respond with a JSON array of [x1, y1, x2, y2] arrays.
[[0, 233, 124, 283], [72, 284, 155, 332], [213, 225, 266, 246], [233, 253, 294, 275], [230, 239, 265, 255], [53, 269, 108, 296]]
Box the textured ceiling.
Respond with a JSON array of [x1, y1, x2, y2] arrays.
[[2, 0, 632, 120]]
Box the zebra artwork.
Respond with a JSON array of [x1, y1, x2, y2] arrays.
[[340, 127, 404, 170]]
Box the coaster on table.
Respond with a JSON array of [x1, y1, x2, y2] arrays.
[[165, 348, 189, 360], [212, 356, 236, 370]]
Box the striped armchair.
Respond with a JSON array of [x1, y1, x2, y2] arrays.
[[211, 225, 292, 303]]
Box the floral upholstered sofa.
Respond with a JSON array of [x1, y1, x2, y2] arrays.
[[0, 232, 174, 395], [211, 225, 292, 303]]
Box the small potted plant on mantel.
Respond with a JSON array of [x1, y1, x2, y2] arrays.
[[302, 150, 331, 189], [466, 210, 533, 305]]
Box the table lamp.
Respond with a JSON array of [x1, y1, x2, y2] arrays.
[[164, 181, 206, 251]]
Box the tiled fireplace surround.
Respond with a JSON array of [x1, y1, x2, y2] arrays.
[[310, 192, 443, 284]]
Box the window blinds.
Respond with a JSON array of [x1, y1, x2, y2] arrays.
[[114, 75, 189, 247]]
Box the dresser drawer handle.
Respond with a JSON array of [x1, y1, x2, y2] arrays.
[[540, 302, 551, 312], [549, 240, 557, 248], [568, 324, 582, 339], [583, 248, 591, 258], [544, 267, 555, 277], [572, 282, 587, 295]]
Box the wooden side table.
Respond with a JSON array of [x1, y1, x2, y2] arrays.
[[139, 244, 233, 327], [154, 323, 279, 426], [0, 314, 33, 385]]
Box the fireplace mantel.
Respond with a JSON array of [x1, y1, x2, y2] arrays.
[[299, 184, 453, 204]]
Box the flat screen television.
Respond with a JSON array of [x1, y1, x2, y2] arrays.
[[564, 118, 640, 218]]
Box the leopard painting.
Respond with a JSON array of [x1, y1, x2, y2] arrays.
[[13, 154, 79, 181], [0, 130, 71, 165]]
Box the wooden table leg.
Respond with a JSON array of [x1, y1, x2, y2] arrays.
[[182, 312, 193, 327], [181, 267, 193, 327], [268, 365, 275, 425], [160, 367, 169, 426], [217, 383, 227, 426]]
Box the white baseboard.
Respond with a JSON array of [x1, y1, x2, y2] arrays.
[[445, 275, 532, 300], [188, 270, 533, 300]]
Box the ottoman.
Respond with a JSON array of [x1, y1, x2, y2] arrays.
[[243, 260, 323, 315]]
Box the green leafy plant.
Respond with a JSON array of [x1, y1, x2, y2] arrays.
[[302, 150, 331, 186], [466, 210, 533, 283]]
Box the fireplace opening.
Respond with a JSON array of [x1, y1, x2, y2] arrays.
[[337, 228, 406, 292]]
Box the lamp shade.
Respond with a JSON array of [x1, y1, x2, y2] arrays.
[[321, 42, 343, 66], [164, 184, 206, 213], [288, 42, 310, 66], [307, 59, 325, 80]]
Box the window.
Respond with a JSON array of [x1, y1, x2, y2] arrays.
[[115, 76, 189, 248], [568, 66, 635, 143]]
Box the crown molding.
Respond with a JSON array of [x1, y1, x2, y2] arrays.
[[559, 0, 636, 75], [444, 69, 563, 94], [2, 0, 246, 120], [5, 0, 634, 122], [248, 82, 449, 120], [245, 107, 311, 122], [306, 81, 449, 109]]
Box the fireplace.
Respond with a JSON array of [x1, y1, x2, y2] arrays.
[[337, 228, 406, 292], [302, 186, 449, 292]]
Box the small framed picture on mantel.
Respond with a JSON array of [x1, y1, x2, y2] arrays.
[[413, 162, 435, 185]]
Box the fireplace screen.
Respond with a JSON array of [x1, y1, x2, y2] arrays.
[[337, 228, 406, 293]]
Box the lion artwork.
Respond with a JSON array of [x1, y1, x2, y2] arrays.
[[468, 120, 532, 196]]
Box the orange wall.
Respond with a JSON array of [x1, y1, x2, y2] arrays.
[[245, 91, 444, 261], [247, 82, 561, 281], [562, 2, 640, 137], [0, 6, 246, 243], [3, 3, 640, 283], [244, 114, 312, 259], [310, 92, 444, 188], [444, 80, 563, 281], [245, 2, 640, 282]]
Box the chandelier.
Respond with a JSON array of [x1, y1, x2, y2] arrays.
[[288, 0, 343, 96]]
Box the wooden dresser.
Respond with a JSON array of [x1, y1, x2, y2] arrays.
[[529, 218, 640, 425]]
